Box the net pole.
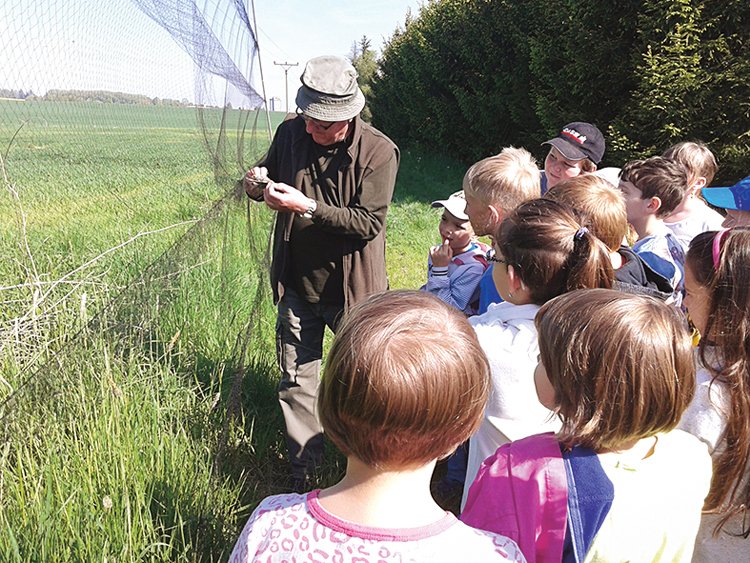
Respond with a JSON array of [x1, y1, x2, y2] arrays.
[[248, 0, 273, 142]]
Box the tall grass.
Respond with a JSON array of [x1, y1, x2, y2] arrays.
[[0, 101, 467, 560], [1, 101, 283, 382], [387, 147, 469, 289], [1, 197, 280, 560]]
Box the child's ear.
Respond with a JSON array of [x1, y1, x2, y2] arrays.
[[487, 204, 501, 226], [647, 196, 662, 214], [507, 264, 524, 293], [691, 176, 707, 192]]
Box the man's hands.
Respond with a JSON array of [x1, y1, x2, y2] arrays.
[[430, 239, 453, 268], [264, 183, 314, 214], [243, 166, 269, 200], [244, 167, 315, 215]]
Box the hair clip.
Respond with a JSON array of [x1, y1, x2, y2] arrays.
[[712, 228, 731, 269], [574, 227, 589, 241]]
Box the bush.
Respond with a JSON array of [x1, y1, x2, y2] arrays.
[[373, 0, 750, 183]]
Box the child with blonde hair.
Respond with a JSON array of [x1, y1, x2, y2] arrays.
[[463, 199, 613, 505], [229, 291, 525, 563], [462, 147, 540, 313], [433, 151, 539, 502], [663, 141, 724, 250], [463, 289, 712, 562], [679, 227, 750, 561]]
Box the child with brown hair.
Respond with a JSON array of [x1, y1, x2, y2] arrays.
[[663, 141, 724, 250], [462, 147, 541, 313], [619, 156, 688, 299], [463, 289, 712, 562], [679, 227, 750, 561], [463, 199, 613, 505], [229, 291, 525, 563], [546, 175, 673, 300]]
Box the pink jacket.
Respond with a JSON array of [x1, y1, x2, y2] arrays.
[[461, 432, 567, 563]]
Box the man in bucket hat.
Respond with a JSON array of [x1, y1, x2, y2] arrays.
[[242, 55, 399, 490]]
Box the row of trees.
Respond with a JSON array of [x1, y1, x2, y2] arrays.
[[0, 88, 242, 109], [0, 88, 35, 99], [43, 90, 191, 106], [369, 0, 750, 183], [0, 88, 193, 106]]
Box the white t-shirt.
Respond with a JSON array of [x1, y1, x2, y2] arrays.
[[228, 490, 526, 562], [678, 349, 750, 562], [664, 200, 725, 252], [463, 302, 561, 507]]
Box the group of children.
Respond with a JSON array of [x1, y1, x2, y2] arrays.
[[228, 125, 750, 562]]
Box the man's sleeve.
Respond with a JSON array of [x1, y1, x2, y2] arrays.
[[240, 123, 283, 202], [311, 148, 398, 241]]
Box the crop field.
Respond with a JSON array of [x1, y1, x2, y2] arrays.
[[0, 100, 465, 560]]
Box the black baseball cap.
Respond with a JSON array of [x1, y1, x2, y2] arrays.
[[542, 122, 605, 164]]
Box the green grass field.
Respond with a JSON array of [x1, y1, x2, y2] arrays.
[[0, 100, 466, 560]]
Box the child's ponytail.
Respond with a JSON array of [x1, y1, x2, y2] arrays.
[[564, 226, 615, 294], [497, 199, 614, 305]]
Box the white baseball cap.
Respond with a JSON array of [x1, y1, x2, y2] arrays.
[[431, 190, 469, 221]]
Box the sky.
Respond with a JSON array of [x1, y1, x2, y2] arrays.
[[0, 0, 423, 110], [253, 0, 423, 110]]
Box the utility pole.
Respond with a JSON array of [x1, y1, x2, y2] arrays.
[[274, 61, 299, 114]]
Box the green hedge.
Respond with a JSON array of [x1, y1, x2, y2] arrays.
[[372, 0, 750, 183]]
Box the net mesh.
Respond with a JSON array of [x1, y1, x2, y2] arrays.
[[0, 0, 290, 558]]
